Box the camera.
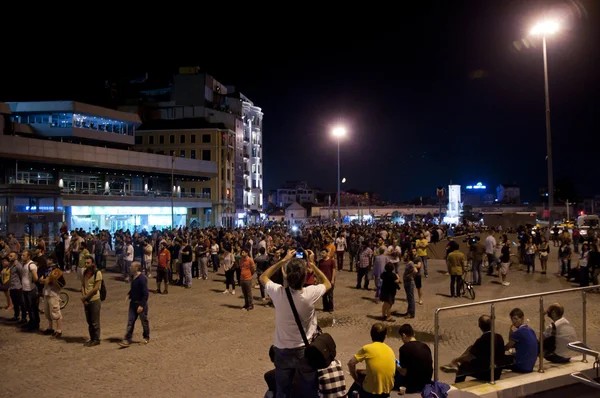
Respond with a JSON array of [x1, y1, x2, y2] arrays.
[[295, 248, 306, 259]]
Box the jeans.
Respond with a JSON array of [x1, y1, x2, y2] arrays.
[[357, 267, 369, 289], [580, 266, 590, 287], [450, 275, 461, 297], [143, 259, 151, 275], [274, 346, 318, 398], [241, 280, 253, 308], [72, 252, 80, 271], [420, 256, 428, 276], [257, 271, 266, 298], [84, 300, 101, 342], [560, 258, 571, 276], [9, 288, 26, 320], [472, 260, 482, 284], [211, 254, 220, 272], [322, 285, 334, 312], [95, 254, 104, 270], [349, 253, 358, 271], [182, 262, 192, 287], [526, 254, 535, 272], [225, 269, 236, 290], [404, 278, 415, 317], [336, 251, 344, 271], [199, 257, 209, 279], [487, 253, 497, 274], [123, 260, 132, 277], [23, 288, 40, 328], [192, 261, 199, 278], [125, 302, 149, 341]]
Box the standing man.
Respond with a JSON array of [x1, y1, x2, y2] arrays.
[[156, 242, 170, 294], [239, 249, 256, 311], [123, 238, 134, 282], [499, 240, 511, 286], [485, 231, 497, 276], [318, 249, 336, 313], [469, 237, 486, 285], [120, 262, 150, 347], [416, 233, 429, 278], [8, 251, 26, 323], [21, 250, 40, 332], [335, 232, 347, 271], [447, 246, 466, 298], [357, 241, 373, 290], [348, 234, 360, 272], [81, 256, 102, 347], [180, 240, 193, 289]]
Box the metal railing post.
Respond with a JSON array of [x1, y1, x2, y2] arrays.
[[582, 291, 587, 363], [539, 297, 545, 373], [434, 309, 440, 381], [490, 304, 496, 384]]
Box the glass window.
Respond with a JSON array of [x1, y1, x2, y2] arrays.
[[180, 135, 185, 144], [191, 134, 196, 144], [192, 208, 197, 215], [179, 150, 185, 158], [252, 164, 256, 173], [202, 150, 211, 161], [38, 197, 54, 212], [190, 150, 196, 159], [13, 197, 30, 212], [190, 188, 196, 194], [170, 150, 175, 156], [149, 136, 155, 145], [135, 136, 142, 145], [170, 135, 175, 144], [159, 135, 165, 144], [202, 188, 211, 197], [202, 134, 211, 143]]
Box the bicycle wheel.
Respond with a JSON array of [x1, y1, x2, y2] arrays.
[[59, 292, 69, 309], [459, 279, 466, 296], [466, 284, 476, 300]]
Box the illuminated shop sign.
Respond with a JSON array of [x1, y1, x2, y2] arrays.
[[466, 182, 486, 190]]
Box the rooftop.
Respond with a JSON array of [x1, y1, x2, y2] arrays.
[[7, 101, 141, 124], [138, 118, 229, 131]]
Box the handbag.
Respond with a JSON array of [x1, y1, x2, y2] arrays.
[[285, 287, 336, 369]]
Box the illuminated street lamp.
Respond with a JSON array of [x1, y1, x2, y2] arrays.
[[332, 126, 346, 222], [531, 20, 559, 227]]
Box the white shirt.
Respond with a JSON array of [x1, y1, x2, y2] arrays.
[[259, 240, 267, 250], [211, 244, 219, 255], [22, 261, 37, 292], [485, 235, 496, 254], [125, 244, 134, 261], [265, 281, 326, 349], [387, 245, 402, 263], [335, 237, 347, 252], [543, 317, 578, 358]]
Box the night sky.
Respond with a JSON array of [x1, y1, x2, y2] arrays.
[[2, 0, 598, 203]]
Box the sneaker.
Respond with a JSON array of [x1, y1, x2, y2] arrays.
[[43, 329, 55, 335], [231, 290, 236, 295], [163, 290, 168, 294], [52, 331, 62, 338], [141, 339, 149, 345], [502, 281, 510, 286], [119, 340, 131, 348], [223, 290, 230, 294], [84, 340, 100, 347], [425, 275, 429, 278], [197, 277, 202, 280], [156, 290, 162, 294], [242, 307, 248, 312], [418, 300, 423, 305]]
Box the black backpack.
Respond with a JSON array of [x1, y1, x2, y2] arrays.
[[94, 271, 107, 301]]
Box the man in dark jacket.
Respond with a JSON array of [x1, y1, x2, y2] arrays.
[[120, 261, 150, 347]]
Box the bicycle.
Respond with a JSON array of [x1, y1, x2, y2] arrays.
[[459, 263, 476, 300], [38, 292, 69, 314]]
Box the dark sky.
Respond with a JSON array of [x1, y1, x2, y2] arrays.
[[2, 0, 598, 203]]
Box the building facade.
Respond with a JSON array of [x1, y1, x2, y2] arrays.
[[0, 101, 216, 244], [135, 119, 236, 227], [117, 67, 264, 225], [497, 184, 521, 204], [269, 181, 317, 208]]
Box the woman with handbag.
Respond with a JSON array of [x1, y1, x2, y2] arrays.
[[259, 249, 332, 398]]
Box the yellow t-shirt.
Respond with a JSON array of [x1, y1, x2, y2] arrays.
[[83, 270, 103, 302], [416, 239, 428, 257], [354, 342, 396, 394]]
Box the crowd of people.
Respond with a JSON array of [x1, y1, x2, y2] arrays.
[[1, 220, 598, 397]]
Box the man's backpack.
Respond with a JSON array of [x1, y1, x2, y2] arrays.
[[94, 271, 107, 301]]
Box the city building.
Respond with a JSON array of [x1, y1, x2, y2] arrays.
[[269, 181, 317, 207], [116, 67, 264, 225], [135, 118, 236, 227], [285, 202, 307, 224], [497, 184, 521, 204], [0, 101, 216, 244], [462, 182, 495, 206]]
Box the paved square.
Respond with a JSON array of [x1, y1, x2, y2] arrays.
[[1, 257, 598, 397]]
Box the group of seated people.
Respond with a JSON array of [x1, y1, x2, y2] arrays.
[[442, 302, 579, 383]]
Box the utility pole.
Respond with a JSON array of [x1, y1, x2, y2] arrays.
[[171, 153, 175, 228]]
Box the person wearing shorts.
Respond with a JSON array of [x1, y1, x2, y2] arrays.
[[40, 258, 65, 337], [499, 240, 511, 286]]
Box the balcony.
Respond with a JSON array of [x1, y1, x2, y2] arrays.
[[243, 152, 250, 159], [243, 169, 250, 176], [61, 188, 211, 200]]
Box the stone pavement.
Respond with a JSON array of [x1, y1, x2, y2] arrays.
[[0, 256, 598, 398]]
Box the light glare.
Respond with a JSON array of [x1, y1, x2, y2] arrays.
[[530, 20, 559, 35], [332, 126, 346, 137]]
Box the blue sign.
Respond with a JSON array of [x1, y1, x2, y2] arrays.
[[466, 182, 486, 190]]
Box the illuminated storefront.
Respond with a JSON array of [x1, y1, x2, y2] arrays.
[[69, 206, 188, 233]]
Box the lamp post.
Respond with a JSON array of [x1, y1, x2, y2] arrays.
[[332, 126, 346, 223], [531, 20, 559, 228]]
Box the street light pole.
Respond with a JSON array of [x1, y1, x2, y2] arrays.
[[171, 153, 175, 229], [542, 35, 555, 228], [337, 138, 341, 223]]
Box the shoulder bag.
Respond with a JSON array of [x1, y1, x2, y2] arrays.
[[285, 287, 336, 370]]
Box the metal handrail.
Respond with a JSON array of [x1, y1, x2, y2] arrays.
[[434, 285, 598, 384]]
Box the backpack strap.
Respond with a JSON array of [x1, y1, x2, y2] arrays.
[[284, 287, 310, 347]]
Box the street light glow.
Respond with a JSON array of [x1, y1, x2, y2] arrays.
[[530, 20, 559, 35], [332, 126, 346, 137]]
